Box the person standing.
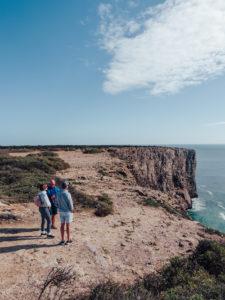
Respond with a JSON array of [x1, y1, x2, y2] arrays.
[[56, 181, 74, 245], [47, 179, 60, 229], [38, 184, 54, 238]]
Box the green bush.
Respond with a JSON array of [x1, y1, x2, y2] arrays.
[[143, 197, 186, 218], [193, 240, 225, 276], [68, 187, 114, 217], [76, 240, 225, 300], [143, 198, 160, 207], [203, 227, 224, 237], [0, 152, 69, 202], [95, 194, 113, 217], [76, 281, 155, 300], [69, 185, 97, 209], [82, 148, 103, 154]]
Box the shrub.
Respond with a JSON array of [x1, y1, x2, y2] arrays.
[[143, 197, 185, 218], [38, 266, 76, 300], [0, 152, 69, 202], [68, 184, 97, 208], [203, 227, 224, 237], [95, 194, 113, 217], [77, 240, 225, 300], [68, 187, 114, 217], [76, 281, 155, 300], [95, 202, 113, 217], [193, 240, 225, 276], [143, 198, 160, 207], [82, 148, 103, 154]]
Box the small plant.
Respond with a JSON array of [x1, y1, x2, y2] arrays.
[[95, 193, 113, 217], [116, 170, 127, 178], [38, 266, 76, 300], [98, 167, 108, 177], [143, 198, 160, 207], [142, 197, 185, 218], [203, 227, 224, 237]]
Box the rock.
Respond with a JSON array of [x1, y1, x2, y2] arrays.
[[178, 241, 184, 248], [134, 189, 147, 197], [111, 146, 197, 211]]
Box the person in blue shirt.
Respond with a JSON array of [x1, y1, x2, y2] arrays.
[[56, 181, 74, 245], [47, 179, 60, 229]]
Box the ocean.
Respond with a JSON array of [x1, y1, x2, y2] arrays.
[[187, 145, 225, 233]]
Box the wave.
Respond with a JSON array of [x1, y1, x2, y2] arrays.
[[191, 198, 206, 212], [219, 212, 225, 221], [206, 190, 213, 196], [218, 203, 225, 210]]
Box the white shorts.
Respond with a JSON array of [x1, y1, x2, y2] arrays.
[[60, 212, 73, 224]]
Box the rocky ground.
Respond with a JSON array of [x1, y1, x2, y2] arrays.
[[0, 150, 223, 300]]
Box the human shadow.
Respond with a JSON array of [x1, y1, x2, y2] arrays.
[[0, 227, 39, 234], [0, 243, 58, 254], [0, 235, 44, 243]]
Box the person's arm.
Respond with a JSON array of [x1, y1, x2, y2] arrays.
[[67, 192, 74, 212], [42, 193, 51, 207], [55, 192, 60, 209]]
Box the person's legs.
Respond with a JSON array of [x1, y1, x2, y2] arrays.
[[45, 208, 52, 234], [65, 212, 73, 243], [51, 206, 58, 229], [66, 223, 70, 241], [39, 208, 46, 234], [52, 214, 56, 228], [60, 223, 65, 241]]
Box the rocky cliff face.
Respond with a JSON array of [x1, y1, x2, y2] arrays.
[[110, 147, 197, 210]]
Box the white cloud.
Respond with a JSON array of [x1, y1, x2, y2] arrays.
[[205, 121, 225, 127], [98, 0, 225, 95]]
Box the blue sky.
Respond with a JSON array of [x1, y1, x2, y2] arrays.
[[0, 0, 225, 145]]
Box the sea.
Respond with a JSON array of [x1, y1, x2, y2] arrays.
[[186, 145, 225, 233]]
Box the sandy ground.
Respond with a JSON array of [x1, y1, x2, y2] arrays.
[[0, 150, 223, 300]]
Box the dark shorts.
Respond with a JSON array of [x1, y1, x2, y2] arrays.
[[50, 205, 58, 215]]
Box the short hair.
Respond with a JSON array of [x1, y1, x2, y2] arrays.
[[39, 184, 46, 191], [61, 181, 69, 189]]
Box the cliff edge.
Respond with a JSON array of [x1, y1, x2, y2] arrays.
[[110, 146, 197, 210]]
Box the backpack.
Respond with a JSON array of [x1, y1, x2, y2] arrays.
[[34, 195, 41, 207]]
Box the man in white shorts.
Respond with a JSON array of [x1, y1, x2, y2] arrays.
[[56, 181, 74, 245]]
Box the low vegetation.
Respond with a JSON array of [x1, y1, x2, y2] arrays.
[[69, 185, 97, 209], [143, 198, 161, 208], [38, 266, 76, 300], [75, 240, 225, 300], [143, 197, 188, 218], [0, 152, 69, 202], [95, 193, 114, 217], [68, 185, 113, 217], [82, 147, 104, 154], [203, 227, 224, 237]]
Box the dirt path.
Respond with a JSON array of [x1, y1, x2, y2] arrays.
[[0, 150, 222, 299]]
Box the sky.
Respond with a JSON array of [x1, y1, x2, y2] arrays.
[[0, 0, 225, 145]]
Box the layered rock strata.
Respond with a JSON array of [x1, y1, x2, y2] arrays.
[[110, 146, 197, 210]]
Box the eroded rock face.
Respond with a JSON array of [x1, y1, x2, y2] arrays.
[[110, 147, 197, 210]]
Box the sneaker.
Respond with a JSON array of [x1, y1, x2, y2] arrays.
[[47, 233, 55, 238], [40, 231, 47, 236], [65, 240, 73, 245], [58, 240, 65, 246]]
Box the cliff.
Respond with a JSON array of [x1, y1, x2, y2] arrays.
[[110, 146, 197, 210]]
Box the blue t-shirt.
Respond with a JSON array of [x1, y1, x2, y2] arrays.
[[47, 186, 60, 207]]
